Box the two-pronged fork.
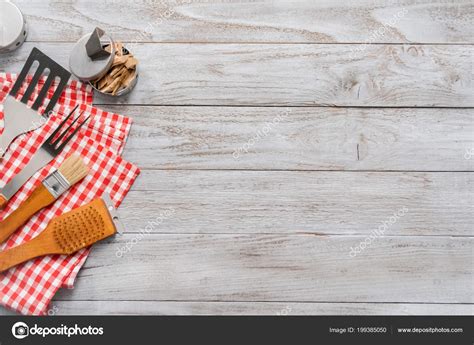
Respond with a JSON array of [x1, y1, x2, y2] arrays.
[[0, 105, 90, 209]]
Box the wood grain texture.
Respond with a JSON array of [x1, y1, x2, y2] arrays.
[[1, 301, 472, 316], [107, 106, 474, 171], [15, 0, 474, 43], [120, 171, 473, 236], [1, 43, 472, 107], [54, 234, 473, 303], [0, 1, 472, 316]]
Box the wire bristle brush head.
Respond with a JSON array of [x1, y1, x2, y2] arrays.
[[58, 154, 89, 185], [52, 200, 114, 254]]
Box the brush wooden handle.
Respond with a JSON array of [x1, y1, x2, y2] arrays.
[[0, 185, 56, 244], [0, 195, 7, 210], [0, 233, 57, 272]]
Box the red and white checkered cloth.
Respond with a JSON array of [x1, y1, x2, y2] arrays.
[[0, 73, 140, 315]]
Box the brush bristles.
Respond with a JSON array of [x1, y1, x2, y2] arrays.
[[57, 154, 89, 186]]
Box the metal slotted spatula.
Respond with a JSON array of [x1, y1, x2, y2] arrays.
[[0, 47, 71, 158]]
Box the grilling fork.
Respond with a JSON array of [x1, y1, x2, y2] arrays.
[[0, 106, 90, 209], [0, 48, 71, 158]]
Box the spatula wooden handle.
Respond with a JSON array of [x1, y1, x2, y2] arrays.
[[0, 195, 7, 210], [0, 184, 56, 244], [0, 234, 57, 272]]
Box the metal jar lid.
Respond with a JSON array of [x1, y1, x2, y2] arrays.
[[0, 1, 28, 53], [69, 28, 115, 81]]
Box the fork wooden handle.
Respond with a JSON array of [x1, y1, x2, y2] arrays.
[[0, 185, 56, 244], [0, 195, 7, 210]]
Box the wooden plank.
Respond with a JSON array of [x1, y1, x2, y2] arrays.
[[108, 106, 474, 171], [54, 234, 473, 303], [119, 171, 473, 236], [16, 0, 474, 43], [1, 43, 472, 107], [1, 301, 472, 316]]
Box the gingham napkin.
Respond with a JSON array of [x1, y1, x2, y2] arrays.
[[0, 73, 140, 315]]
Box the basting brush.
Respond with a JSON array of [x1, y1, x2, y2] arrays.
[[0, 154, 89, 244], [0, 198, 117, 272]]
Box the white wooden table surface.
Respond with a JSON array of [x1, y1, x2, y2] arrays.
[[0, 0, 473, 315]]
